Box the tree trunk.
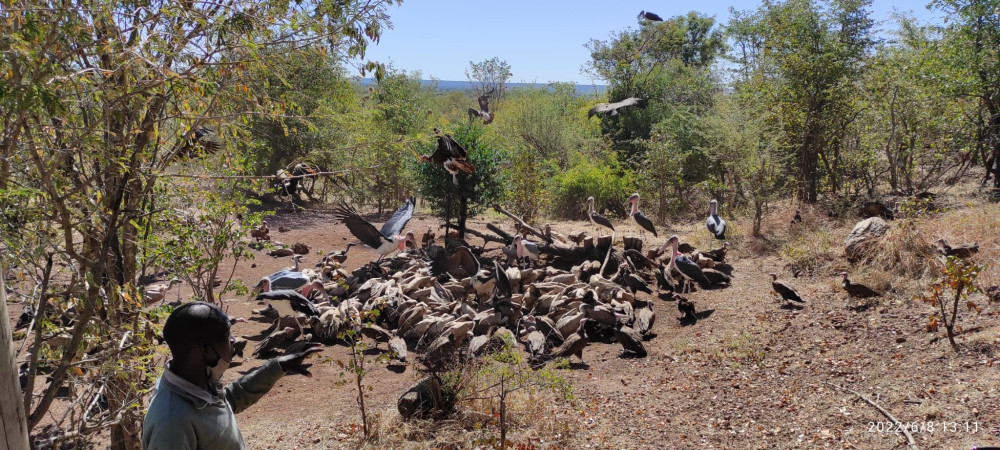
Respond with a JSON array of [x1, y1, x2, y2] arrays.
[[0, 264, 31, 450], [458, 196, 469, 239]]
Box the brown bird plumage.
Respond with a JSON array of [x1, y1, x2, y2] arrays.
[[614, 325, 647, 357], [936, 239, 978, 259], [770, 273, 804, 304], [551, 318, 589, 363], [676, 295, 696, 321], [417, 129, 476, 185], [840, 272, 881, 298]]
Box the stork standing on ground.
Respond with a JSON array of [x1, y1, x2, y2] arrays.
[[706, 199, 726, 241], [586, 196, 615, 236], [257, 255, 310, 293], [332, 197, 416, 262], [413, 129, 476, 185], [667, 235, 709, 292], [625, 193, 657, 239]]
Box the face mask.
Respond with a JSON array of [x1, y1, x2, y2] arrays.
[[204, 343, 230, 386]]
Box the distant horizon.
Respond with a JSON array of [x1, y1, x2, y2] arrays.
[[357, 78, 608, 95], [356, 0, 944, 85]]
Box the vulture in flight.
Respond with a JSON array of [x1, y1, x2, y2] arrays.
[[588, 97, 648, 119], [414, 129, 477, 185], [468, 88, 495, 124], [332, 197, 416, 260]]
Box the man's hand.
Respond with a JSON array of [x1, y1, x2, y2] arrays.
[[276, 343, 323, 377]]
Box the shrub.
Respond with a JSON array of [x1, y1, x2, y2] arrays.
[[411, 123, 508, 237], [550, 153, 635, 220]]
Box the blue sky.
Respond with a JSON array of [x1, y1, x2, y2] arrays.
[[359, 0, 944, 84]]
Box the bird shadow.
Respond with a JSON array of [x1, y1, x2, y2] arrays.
[[387, 364, 407, 374], [618, 351, 647, 359], [567, 361, 591, 370], [702, 284, 730, 291], [678, 316, 697, 326], [641, 332, 658, 341], [658, 292, 677, 301], [677, 309, 715, 327], [780, 303, 806, 311]]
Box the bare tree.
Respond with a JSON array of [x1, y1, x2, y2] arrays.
[[466, 57, 513, 100]]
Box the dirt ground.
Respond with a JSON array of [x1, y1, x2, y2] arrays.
[[9, 199, 1000, 449]]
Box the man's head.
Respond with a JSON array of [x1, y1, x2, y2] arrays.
[[163, 302, 234, 384]]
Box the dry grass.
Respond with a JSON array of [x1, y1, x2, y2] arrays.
[[361, 389, 581, 449]]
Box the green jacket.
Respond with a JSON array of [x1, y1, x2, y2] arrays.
[[142, 360, 285, 450]]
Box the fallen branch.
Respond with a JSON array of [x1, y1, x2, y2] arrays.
[[486, 223, 515, 243], [442, 223, 506, 245], [825, 382, 918, 450], [600, 233, 616, 276], [492, 205, 549, 243]]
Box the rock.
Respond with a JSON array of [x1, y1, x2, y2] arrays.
[[397, 376, 442, 420], [844, 217, 889, 260]]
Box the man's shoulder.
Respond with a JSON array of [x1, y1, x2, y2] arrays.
[[146, 380, 199, 420]]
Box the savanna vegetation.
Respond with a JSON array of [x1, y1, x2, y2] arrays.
[[2, 0, 1000, 447]]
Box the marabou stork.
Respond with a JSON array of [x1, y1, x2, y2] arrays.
[[332, 197, 416, 261], [638, 10, 664, 21], [413, 129, 476, 185], [256, 289, 319, 335], [667, 235, 709, 292], [625, 193, 657, 238], [706, 199, 726, 240], [588, 97, 648, 119], [586, 196, 615, 236], [257, 255, 310, 292], [468, 88, 495, 125]]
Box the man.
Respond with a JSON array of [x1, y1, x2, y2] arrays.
[[142, 301, 321, 449]]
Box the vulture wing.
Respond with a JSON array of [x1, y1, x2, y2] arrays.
[[493, 260, 512, 300], [773, 281, 804, 303], [478, 91, 492, 113]]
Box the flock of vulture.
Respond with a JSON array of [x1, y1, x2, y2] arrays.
[[224, 181, 828, 371], [226, 182, 989, 372]]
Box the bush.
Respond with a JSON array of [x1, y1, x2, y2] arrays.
[[550, 153, 635, 220], [411, 123, 508, 237]]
